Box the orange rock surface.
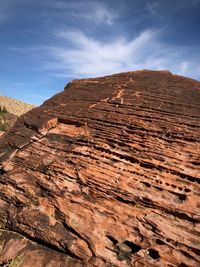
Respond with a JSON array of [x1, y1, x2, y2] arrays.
[[0, 70, 200, 266]]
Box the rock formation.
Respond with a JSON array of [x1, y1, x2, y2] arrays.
[[0, 70, 200, 266]]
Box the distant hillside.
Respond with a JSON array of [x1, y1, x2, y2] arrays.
[[0, 96, 34, 133], [0, 96, 35, 116]]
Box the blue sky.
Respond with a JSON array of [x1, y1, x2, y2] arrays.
[[0, 0, 200, 105]]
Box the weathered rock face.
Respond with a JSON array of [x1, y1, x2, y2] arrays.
[[0, 70, 200, 267]]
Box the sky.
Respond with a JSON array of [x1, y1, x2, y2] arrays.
[[0, 0, 200, 105]]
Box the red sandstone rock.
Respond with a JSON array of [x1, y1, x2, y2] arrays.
[[0, 70, 200, 266]]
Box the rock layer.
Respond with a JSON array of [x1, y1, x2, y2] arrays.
[[0, 70, 200, 266]]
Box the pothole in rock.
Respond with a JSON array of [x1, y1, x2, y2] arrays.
[[106, 236, 142, 262], [148, 248, 160, 260], [117, 241, 142, 261]]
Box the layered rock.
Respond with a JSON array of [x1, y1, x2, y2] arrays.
[[0, 70, 200, 266]]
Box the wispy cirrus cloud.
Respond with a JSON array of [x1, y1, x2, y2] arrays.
[[42, 28, 200, 80], [46, 30, 155, 77]]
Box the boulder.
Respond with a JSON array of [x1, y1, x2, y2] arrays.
[[0, 70, 200, 266]]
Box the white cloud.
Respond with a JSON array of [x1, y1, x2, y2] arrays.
[[43, 28, 199, 80], [45, 30, 154, 77]]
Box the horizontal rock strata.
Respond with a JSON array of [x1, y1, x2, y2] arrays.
[[0, 70, 200, 266]]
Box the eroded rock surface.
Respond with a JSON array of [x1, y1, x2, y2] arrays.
[[0, 70, 200, 266]]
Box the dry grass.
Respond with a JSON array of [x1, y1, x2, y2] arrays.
[[0, 96, 35, 116]]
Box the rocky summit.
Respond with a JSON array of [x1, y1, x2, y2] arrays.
[[0, 70, 200, 267]]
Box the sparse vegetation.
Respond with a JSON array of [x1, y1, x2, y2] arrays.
[[0, 111, 18, 132], [1, 256, 22, 267], [0, 106, 8, 131], [0, 123, 7, 131], [0, 106, 8, 114]]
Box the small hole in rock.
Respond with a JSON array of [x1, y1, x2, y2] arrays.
[[148, 249, 160, 260], [191, 161, 200, 166], [179, 263, 188, 267], [156, 239, 164, 245], [187, 177, 195, 182], [142, 197, 154, 205], [178, 194, 187, 201], [184, 188, 191, 193], [123, 241, 141, 254], [116, 196, 135, 205], [154, 186, 163, 191], [141, 182, 151, 188], [106, 235, 118, 245], [0, 169, 5, 175]]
